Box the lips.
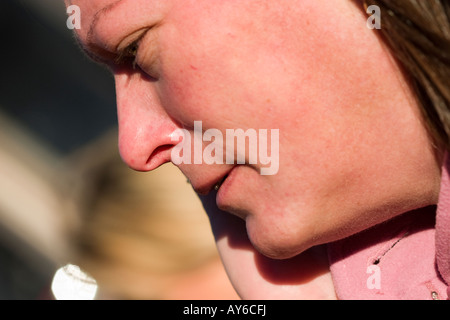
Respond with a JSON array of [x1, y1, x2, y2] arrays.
[[213, 174, 228, 191], [189, 169, 232, 195]]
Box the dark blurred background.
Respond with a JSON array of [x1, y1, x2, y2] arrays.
[[0, 0, 117, 299]]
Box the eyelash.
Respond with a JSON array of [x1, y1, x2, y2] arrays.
[[114, 33, 159, 80], [116, 41, 140, 69]]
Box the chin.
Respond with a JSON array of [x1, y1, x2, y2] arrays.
[[245, 216, 315, 260]]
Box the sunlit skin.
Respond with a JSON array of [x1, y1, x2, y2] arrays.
[[67, 0, 443, 299]]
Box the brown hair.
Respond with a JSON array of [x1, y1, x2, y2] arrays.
[[364, 0, 450, 150]]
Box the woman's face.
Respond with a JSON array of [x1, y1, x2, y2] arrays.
[[69, 0, 441, 259]]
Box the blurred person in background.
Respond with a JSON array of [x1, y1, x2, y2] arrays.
[[65, 131, 239, 300]]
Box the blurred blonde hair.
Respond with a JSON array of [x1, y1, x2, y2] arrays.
[[67, 130, 225, 299]]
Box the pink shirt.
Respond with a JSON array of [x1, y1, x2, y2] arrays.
[[328, 154, 450, 300]]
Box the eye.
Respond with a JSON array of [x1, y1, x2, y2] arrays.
[[116, 41, 140, 69], [127, 42, 140, 69], [115, 31, 160, 80], [126, 42, 139, 59]]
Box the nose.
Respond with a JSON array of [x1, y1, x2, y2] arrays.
[[114, 72, 179, 171]]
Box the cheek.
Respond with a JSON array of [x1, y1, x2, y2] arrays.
[[156, 2, 304, 130], [156, 0, 400, 178], [156, 1, 373, 129], [154, 6, 235, 125]]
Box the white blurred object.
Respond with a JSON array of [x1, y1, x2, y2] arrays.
[[51, 264, 98, 300]]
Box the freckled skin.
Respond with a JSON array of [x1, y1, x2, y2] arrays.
[[69, 0, 442, 299]]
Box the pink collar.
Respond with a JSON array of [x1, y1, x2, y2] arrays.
[[328, 153, 450, 300]]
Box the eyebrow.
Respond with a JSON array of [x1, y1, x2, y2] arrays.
[[69, 0, 126, 68], [87, 0, 125, 46]]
